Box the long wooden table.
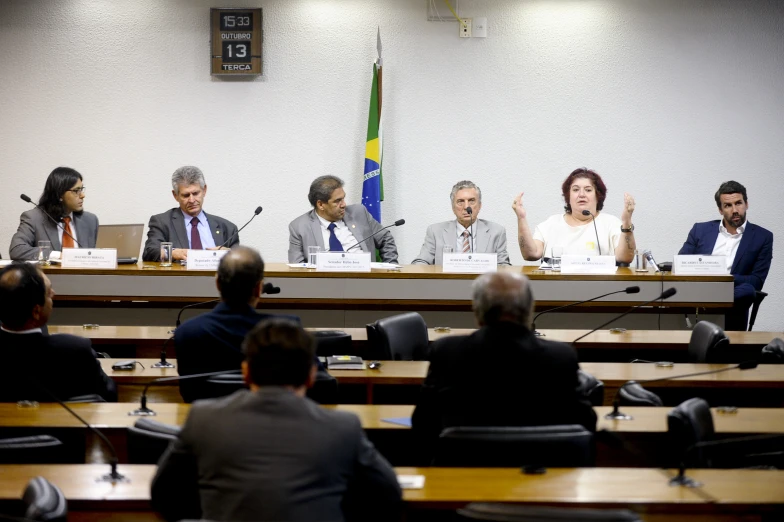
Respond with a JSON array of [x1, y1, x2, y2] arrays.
[[0, 465, 781, 521]]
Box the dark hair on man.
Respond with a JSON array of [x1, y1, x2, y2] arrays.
[[216, 246, 265, 307], [308, 175, 344, 207], [560, 168, 607, 213], [242, 318, 316, 387], [0, 263, 47, 329], [38, 167, 84, 219], [714, 181, 748, 208]]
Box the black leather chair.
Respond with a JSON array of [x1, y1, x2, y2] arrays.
[[65, 394, 106, 403], [22, 477, 67, 522], [577, 370, 604, 406], [748, 291, 768, 331], [0, 435, 66, 464], [312, 330, 353, 357], [618, 382, 663, 407], [127, 418, 181, 464], [201, 373, 247, 400], [667, 398, 714, 468], [94, 351, 110, 359], [760, 338, 784, 364], [434, 425, 595, 467], [688, 321, 729, 363], [308, 371, 339, 404], [457, 503, 642, 521], [369, 312, 428, 360]]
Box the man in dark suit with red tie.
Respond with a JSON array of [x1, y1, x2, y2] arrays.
[[678, 181, 773, 330]]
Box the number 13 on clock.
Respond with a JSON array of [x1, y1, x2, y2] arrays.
[[211, 8, 262, 75]]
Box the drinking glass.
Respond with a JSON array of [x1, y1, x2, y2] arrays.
[[308, 246, 322, 268], [160, 242, 173, 267], [551, 246, 563, 271], [38, 241, 52, 266]]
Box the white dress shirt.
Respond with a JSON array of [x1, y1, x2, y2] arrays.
[[182, 210, 217, 249], [317, 214, 359, 251], [711, 219, 747, 273]]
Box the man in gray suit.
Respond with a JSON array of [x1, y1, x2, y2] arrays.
[[288, 175, 399, 263], [412, 180, 511, 265], [143, 166, 239, 262], [152, 318, 402, 522]]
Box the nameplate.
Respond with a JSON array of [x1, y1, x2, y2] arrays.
[[186, 249, 230, 270], [673, 255, 727, 275], [61, 248, 117, 269], [316, 252, 371, 272], [442, 253, 498, 273], [560, 255, 617, 274]]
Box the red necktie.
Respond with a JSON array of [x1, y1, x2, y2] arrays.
[[61, 217, 75, 249], [190, 217, 203, 250]]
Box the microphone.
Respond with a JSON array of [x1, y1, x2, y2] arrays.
[[20, 193, 82, 248], [218, 206, 262, 248], [262, 282, 281, 294], [531, 286, 641, 336], [151, 336, 176, 369], [171, 299, 220, 333], [581, 209, 602, 255], [344, 219, 405, 253], [605, 360, 758, 421], [643, 250, 661, 272], [466, 207, 476, 253], [128, 369, 242, 416], [572, 288, 677, 344]]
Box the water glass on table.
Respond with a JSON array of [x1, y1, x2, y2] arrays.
[[160, 242, 173, 267], [551, 246, 563, 271], [38, 240, 52, 266], [308, 246, 322, 268]]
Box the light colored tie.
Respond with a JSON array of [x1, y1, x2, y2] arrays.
[[462, 230, 471, 253], [61, 217, 75, 249]]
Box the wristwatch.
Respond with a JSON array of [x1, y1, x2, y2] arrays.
[[620, 224, 634, 233]]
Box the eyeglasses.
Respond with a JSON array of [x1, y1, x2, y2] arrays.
[[67, 187, 86, 195]]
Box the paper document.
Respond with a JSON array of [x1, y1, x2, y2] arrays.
[[381, 417, 412, 427], [397, 475, 425, 489], [371, 262, 402, 269]]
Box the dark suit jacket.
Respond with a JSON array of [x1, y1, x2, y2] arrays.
[[678, 220, 773, 292], [9, 208, 99, 260], [0, 330, 117, 402], [143, 208, 239, 261], [411, 322, 597, 459], [151, 388, 402, 522]]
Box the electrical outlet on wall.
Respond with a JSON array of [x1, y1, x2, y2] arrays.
[[459, 18, 472, 38]]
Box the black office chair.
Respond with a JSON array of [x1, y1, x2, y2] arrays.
[[748, 291, 768, 331], [201, 373, 247, 400], [618, 382, 663, 407], [308, 370, 339, 404], [760, 338, 784, 364], [434, 425, 595, 468], [687, 321, 730, 363], [457, 503, 642, 522], [0, 435, 66, 464], [127, 418, 181, 464], [577, 370, 604, 406], [369, 312, 428, 360], [65, 394, 106, 403], [94, 351, 110, 359], [22, 477, 67, 522], [312, 330, 353, 357], [667, 398, 714, 468]]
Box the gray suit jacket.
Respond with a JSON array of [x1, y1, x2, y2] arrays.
[[288, 204, 399, 263], [411, 219, 511, 265], [151, 388, 402, 522], [143, 208, 239, 262], [9, 208, 99, 260]]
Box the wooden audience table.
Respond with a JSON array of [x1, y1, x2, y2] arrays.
[[0, 465, 781, 521]]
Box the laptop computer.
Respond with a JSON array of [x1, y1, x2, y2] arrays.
[[96, 224, 144, 264]]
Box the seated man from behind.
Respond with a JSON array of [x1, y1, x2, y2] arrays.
[[152, 318, 402, 522], [411, 271, 596, 459], [0, 263, 117, 402]]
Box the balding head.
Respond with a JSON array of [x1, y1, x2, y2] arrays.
[[472, 271, 535, 328], [216, 246, 265, 307], [0, 263, 53, 330]]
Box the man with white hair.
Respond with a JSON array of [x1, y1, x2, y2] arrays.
[[411, 271, 596, 456], [143, 166, 239, 261]]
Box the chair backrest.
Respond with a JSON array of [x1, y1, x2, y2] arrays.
[[457, 503, 642, 522], [688, 321, 730, 363], [760, 338, 784, 364], [127, 418, 181, 464], [434, 425, 595, 467], [0, 435, 66, 464], [65, 394, 106, 403], [191, 373, 247, 402], [618, 382, 663, 407], [312, 330, 353, 357], [22, 477, 67, 522], [306, 370, 339, 404], [748, 291, 768, 331], [667, 398, 714, 467], [577, 370, 604, 406], [372, 312, 429, 360]]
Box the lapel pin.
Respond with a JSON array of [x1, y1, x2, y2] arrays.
[[352, 224, 356, 229], [216, 230, 220, 234]]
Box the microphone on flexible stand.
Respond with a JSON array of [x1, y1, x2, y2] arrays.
[[531, 286, 641, 336], [604, 360, 758, 421], [466, 207, 476, 253], [218, 206, 263, 248], [151, 337, 176, 369], [168, 299, 220, 335], [344, 219, 405, 252], [128, 369, 243, 416], [20, 194, 82, 248], [581, 210, 602, 255]]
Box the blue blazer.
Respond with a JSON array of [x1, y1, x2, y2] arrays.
[[678, 220, 773, 291]]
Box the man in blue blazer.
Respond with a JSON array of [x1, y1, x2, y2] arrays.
[[679, 181, 773, 330]]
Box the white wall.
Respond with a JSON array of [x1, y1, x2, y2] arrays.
[[1, 0, 782, 330]]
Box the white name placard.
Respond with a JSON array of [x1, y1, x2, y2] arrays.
[[560, 255, 617, 274], [61, 248, 117, 269], [186, 249, 230, 270], [673, 255, 727, 275], [442, 253, 498, 273], [316, 252, 371, 272]]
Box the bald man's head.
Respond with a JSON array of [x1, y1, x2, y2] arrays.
[[216, 246, 265, 307], [0, 262, 54, 329], [472, 271, 535, 328]]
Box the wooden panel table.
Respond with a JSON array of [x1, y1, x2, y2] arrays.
[[0, 465, 781, 521]]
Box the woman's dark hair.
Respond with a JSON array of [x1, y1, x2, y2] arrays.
[[561, 168, 607, 214], [38, 167, 83, 218]]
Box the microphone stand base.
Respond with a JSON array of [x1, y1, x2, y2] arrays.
[[128, 408, 157, 417], [151, 361, 175, 368], [669, 474, 702, 488], [604, 411, 633, 421], [97, 472, 130, 484]]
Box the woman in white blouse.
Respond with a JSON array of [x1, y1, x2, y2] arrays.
[[512, 168, 636, 264]]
